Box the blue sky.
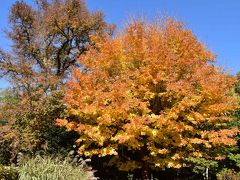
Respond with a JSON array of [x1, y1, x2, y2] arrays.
[[0, 0, 240, 88]]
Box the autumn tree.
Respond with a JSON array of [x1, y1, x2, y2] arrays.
[[221, 72, 240, 172], [0, 0, 112, 160], [58, 18, 239, 179]]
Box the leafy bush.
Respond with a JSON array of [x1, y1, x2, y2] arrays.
[[217, 169, 240, 180], [0, 165, 18, 180], [18, 156, 97, 180], [228, 153, 240, 168], [185, 157, 218, 176]]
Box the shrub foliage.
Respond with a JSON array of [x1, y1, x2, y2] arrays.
[[18, 156, 96, 180]]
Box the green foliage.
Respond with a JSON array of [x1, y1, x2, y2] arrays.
[[185, 157, 218, 175], [0, 90, 20, 105], [0, 165, 18, 180], [217, 169, 240, 180], [18, 156, 96, 180], [228, 153, 240, 168]]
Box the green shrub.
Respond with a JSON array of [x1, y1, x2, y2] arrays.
[[0, 165, 18, 180], [217, 169, 240, 180], [18, 156, 97, 180]]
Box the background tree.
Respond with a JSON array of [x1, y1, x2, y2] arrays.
[[219, 72, 240, 172], [58, 18, 239, 179], [0, 0, 112, 161]]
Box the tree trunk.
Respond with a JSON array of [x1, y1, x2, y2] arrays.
[[142, 170, 149, 180]]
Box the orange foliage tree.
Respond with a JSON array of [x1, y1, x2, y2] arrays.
[[57, 18, 238, 175]]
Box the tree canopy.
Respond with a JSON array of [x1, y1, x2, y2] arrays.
[[57, 18, 238, 177]]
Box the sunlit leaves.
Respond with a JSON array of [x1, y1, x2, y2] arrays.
[[60, 18, 238, 171]]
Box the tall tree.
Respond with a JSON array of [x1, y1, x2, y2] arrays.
[[58, 18, 239, 179], [1, 0, 112, 90], [0, 0, 112, 159]]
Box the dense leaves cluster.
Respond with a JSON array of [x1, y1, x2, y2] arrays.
[[0, 0, 239, 179], [57, 19, 239, 177]]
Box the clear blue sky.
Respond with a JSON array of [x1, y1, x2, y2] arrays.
[[0, 0, 240, 88]]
